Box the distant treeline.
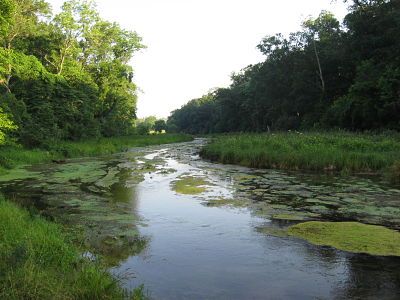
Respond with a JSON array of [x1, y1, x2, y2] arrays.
[[168, 0, 400, 134], [0, 0, 144, 147]]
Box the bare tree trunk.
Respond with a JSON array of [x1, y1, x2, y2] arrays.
[[313, 38, 325, 99]]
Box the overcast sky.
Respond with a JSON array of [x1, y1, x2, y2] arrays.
[[48, 0, 348, 118]]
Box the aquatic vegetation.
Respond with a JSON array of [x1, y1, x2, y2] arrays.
[[388, 161, 400, 184], [0, 199, 146, 299], [204, 197, 249, 208], [0, 165, 42, 182], [171, 175, 211, 195], [49, 161, 108, 185], [256, 226, 290, 238], [230, 169, 400, 229], [288, 221, 400, 256], [272, 213, 318, 221], [200, 132, 400, 174]]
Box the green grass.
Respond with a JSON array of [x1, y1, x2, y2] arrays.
[[0, 134, 192, 174], [0, 197, 146, 299], [288, 221, 400, 256], [200, 132, 400, 178]]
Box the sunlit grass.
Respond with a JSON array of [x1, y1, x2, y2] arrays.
[[0, 197, 147, 299], [200, 132, 400, 177]]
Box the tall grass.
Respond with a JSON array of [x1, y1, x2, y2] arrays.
[[200, 132, 400, 176], [0, 197, 146, 299], [0, 134, 192, 172]]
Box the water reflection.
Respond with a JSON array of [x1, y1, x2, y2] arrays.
[[1, 139, 399, 298]]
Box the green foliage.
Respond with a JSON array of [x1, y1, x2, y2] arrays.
[[135, 116, 157, 135], [200, 132, 400, 173], [0, 197, 148, 299], [169, 0, 400, 134], [154, 119, 167, 133], [0, 107, 16, 144], [0, 0, 144, 147]]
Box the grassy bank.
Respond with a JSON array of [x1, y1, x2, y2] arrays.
[[0, 134, 192, 172], [0, 197, 145, 299], [200, 132, 400, 180]]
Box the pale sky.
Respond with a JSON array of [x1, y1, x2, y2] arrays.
[[48, 0, 348, 118]]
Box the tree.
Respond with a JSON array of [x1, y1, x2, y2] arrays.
[[0, 107, 16, 144], [154, 119, 167, 133], [0, 0, 49, 93]]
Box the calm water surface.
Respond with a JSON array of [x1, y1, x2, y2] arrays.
[[1, 139, 399, 299], [110, 140, 400, 299]]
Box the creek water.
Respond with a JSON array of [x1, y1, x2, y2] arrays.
[[1, 139, 400, 299]]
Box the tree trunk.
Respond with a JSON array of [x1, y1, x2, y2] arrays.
[[313, 38, 325, 100]]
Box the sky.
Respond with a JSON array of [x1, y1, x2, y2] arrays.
[[48, 0, 349, 118]]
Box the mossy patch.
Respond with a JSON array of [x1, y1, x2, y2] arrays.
[[288, 221, 400, 256], [171, 175, 211, 195]]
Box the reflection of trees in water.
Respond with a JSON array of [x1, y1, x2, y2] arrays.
[[334, 254, 400, 299], [286, 239, 400, 299]]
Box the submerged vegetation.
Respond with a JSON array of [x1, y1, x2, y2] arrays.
[[288, 221, 400, 257], [171, 175, 211, 195], [0, 198, 146, 299], [201, 132, 400, 177]]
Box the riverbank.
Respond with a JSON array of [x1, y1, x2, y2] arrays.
[[200, 132, 400, 182], [0, 134, 192, 174], [0, 197, 146, 299], [0, 134, 191, 299]]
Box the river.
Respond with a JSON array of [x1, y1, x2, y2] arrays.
[[1, 138, 400, 299]]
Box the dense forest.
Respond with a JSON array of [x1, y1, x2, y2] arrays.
[[0, 0, 144, 147], [168, 0, 400, 134]]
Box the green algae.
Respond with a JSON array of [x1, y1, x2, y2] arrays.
[[204, 198, 249, 208], [0, 165, 42, 182], [288, 221, 400, 256], [171, 175, 211, 195], [49, 161, 107, 184], [95, 167, 120, 188], [257, 226, 290, 238], [272, 212, 319, 221]]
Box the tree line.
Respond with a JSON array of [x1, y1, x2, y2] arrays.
[[0, 0, 144, 147], [168, 0, 400, 134]]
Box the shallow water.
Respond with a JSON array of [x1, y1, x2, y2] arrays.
[[1, 139, 400, 299]]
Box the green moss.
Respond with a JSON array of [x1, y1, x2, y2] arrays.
[[171, 176, 210, 195], [288, 221, 400, 256]]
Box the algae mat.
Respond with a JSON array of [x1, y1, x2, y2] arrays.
[[288, 221, 400, 256], [0, 152, 169, 265]]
